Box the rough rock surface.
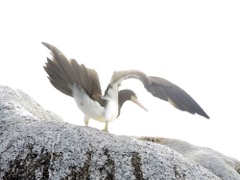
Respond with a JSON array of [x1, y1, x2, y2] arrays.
[[139, 137, 240, 180], [0, 85, 229, 179]]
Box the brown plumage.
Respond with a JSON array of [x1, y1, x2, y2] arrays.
[[43, 42, 107, 107], [109, 70, 209, 119], [42, 42, 209, 132]]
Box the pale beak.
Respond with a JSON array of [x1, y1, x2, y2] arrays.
[[131, 96, 148, 112]]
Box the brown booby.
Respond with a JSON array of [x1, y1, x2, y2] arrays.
[[42, 42, 209, 132]]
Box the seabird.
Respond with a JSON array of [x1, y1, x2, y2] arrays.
[[42, 42, 209, 132]]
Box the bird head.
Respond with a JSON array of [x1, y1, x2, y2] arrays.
[[118, 89, 148, 113]]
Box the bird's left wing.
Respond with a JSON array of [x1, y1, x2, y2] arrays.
[[109, 70, 147, 86], [109, 70, 210, 119]]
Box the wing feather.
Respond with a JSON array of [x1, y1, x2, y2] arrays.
[[109, 70, 210, 119], [42, 42, 104, 105]]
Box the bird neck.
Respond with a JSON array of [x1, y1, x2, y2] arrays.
[[117, 91, 130, 117]]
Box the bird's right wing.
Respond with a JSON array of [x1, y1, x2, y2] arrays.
[[109, 70, 210, 119], [42, 42, 104, 104]]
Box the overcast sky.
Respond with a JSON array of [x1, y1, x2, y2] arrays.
[[0, 1, 240, 160]]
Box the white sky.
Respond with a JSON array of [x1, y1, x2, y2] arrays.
[[0, 1, 240, 160]]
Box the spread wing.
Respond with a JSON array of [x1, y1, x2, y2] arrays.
[[109, 70, 210, 119], [42, 42, 105, 105]]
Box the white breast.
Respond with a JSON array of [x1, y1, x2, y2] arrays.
[[103, 98, 119, 122], [71, 84, 119, 122]]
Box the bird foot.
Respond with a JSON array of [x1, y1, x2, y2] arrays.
[[102, 122, 109, 133], [84, 116, 89, 126], [102, 128, 109, 133]]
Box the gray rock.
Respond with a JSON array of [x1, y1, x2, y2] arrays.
[[139, 137, 240, 180], [0, 85, 63, 122], [0, 85, 221, 179]]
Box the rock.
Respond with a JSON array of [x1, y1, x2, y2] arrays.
[[138, 137, 240, 180], [0, 85, 63, 122], [0, 85, 222, 179]]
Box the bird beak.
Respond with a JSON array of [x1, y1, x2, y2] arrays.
[[131, 96, 148, 112]]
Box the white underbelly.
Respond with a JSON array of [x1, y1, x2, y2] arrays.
[[72, 85, 118, 122], [104, 100, 119, 122]]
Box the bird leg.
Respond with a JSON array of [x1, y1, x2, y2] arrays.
[[103, 122, 109, 132], [84, 116, 89, 126]]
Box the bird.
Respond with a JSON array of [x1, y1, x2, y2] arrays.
[[42, 42, 209, 132]]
